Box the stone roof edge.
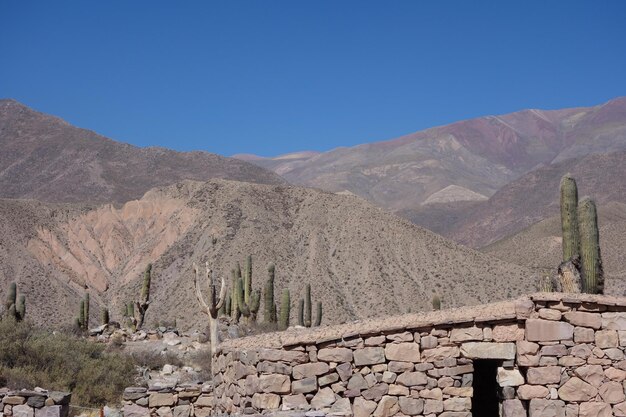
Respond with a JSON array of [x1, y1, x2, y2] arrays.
[[218, 293, 626, 352]]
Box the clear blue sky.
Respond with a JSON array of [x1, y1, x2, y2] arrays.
[[1, 2, 626, 157]]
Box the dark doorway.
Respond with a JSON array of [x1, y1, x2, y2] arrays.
[[472, 360, 500, 417]]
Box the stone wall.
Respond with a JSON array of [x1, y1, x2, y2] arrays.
[[211, 293, 626, 416], [122, 384, 214, 417], [0, 388, 71, 417]]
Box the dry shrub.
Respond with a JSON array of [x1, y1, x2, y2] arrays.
[[0, 319, 136, 407]]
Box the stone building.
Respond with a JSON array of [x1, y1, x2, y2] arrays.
[[208, 293, 626, 417]]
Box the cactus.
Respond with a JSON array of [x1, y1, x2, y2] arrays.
[[101, 308, 110, 325], [224, 293, 232, 316], [230, 269, 240, 322], [126, 302, 134, 318], [16, 295, 25, 321], [560, 174, 580, 262], [578, 197, 604, 294], [279, 289, 290, 330], [132, 264, 152, 330], [78, 299, 85, 329], [314, 301, 322, 327], [297, 299, 304, 326], [264, 263, 276, 323], [5, 282, 16, 312], [83, 293, 90, 329], [304, 284, 312, 327], [193, 262, 226, 356], [233, 256, 261, 324], [432, 295, 441, 310], [4, 282, 25, 321], [244, 255, 252, 305]]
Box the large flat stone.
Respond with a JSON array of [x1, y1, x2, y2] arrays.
[[526, 319, 574, 342], [384, 343, 420, 362], [460, 342, 515, 359], [292, 362, 330, 380], [502, 399, 526, 417], [257, 349, 309, 364], [317, 348, 353, 363], [353, 347, 386, 366], [259, 374, 291, 394], [563, 311, 602, 329]]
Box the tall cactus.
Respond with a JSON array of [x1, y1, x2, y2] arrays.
[[194, 262, 226, 356], [4, 282, 25, 321], [232, 256, 261, 324], [578, 197, 604, 294], [77, 299, 86, 329], [230, 269, 240, 322], [314, 301, 322, 327], [560, 174, 580, 262], [101, 308, 110, 325], [17, 295, 25, 321], [83, 292, 90, 329], [297, 298, 304, 326], [304, 284, 312, 327], [279, 289, 290, 330], [264, 263, 276, 323], [5, 282, 16, 312], [133, 263, 152, 330]]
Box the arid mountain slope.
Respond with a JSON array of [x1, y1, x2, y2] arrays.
[[401, 151, 626, 248], [0, 99, 284, 204], [483, 202, 626, 295], [238, 97, 626, 211], [2, 179, 540, 329]]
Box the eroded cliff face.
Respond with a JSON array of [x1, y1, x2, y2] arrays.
[[28, 193, 200, 293]]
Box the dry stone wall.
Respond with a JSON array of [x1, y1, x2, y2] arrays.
[[211, 293, 626, 416], [122, 384, 214, 417], [0, 388, 70, 417]]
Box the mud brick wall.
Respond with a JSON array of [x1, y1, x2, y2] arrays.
[[211, 293, 626, 417], [122, 384, 214, 417], [0, 388, 71, 417]]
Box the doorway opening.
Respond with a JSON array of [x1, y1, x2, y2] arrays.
[[472, 360, 500, 417]]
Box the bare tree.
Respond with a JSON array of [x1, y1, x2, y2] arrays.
[[193, 262, 226, 356]]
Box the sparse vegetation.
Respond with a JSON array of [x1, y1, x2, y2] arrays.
[[0, 319, 136, 407]]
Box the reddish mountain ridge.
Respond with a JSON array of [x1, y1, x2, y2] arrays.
[[237, 97, 626, 211], [0, 99, 285, 204]]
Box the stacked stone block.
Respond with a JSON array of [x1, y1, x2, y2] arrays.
[[0, 389, 70, 417], [209, 293, 626, 416], [122, 384, 214, 417]]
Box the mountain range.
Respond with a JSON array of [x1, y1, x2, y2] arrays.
[[1, 97, 625, 328]]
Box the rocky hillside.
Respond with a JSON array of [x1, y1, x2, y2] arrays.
[[0, 99, 284, 204], [238, 97, 626, 211], [1, 179, 540, 329], [401, 151, 626, 248]]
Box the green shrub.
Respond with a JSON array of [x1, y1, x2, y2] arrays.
[[0, 319, 136, 407]]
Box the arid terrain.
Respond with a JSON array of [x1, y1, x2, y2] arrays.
[[1, 98, 625, 331], [1, 179, 540, 329]]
